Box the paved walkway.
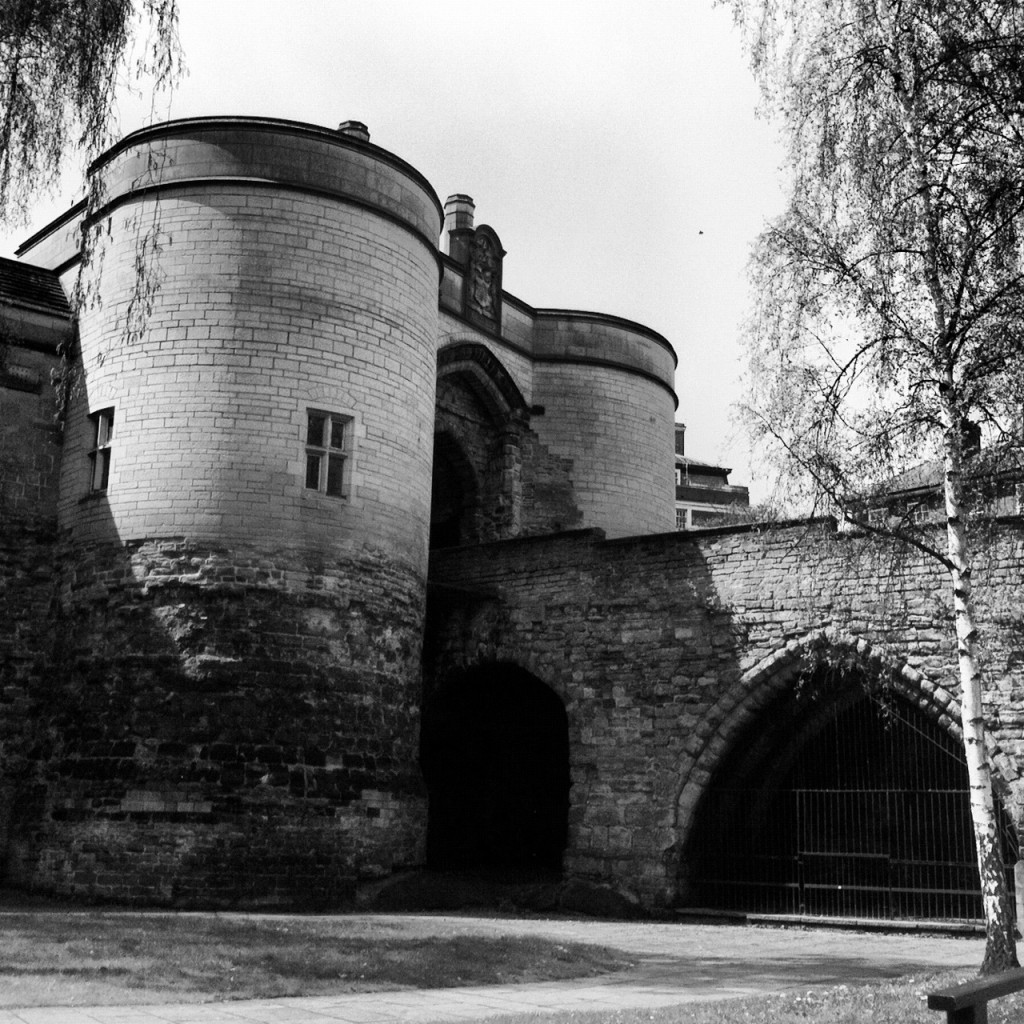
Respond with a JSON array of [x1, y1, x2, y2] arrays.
[[0, 915, 987, 1024]]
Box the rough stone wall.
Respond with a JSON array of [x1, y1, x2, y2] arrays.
[[1, 350, 62, 874], [426, 520, 1024, 907], [0, 522, 56, 869], [7, 539, 426, 906], [518, 429, 582, 536], [0, 346, 60, 520]]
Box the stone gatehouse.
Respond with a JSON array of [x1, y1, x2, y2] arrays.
[[1, 116, 1022, 916], [426, 521, 1024, 913]]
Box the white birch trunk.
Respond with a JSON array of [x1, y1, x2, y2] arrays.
[[941, 403, 1018, 973]]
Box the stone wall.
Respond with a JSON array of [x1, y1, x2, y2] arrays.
[[6, 539, 426, 906], [426, 519, 1024, 907], [0, 344, 60, 520], [0, 521, 56, 871]]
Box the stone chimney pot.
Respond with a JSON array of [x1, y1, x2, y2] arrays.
[[337, 120, 370, 142]]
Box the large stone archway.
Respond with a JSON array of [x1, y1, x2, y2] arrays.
[[673, 632, 1020, 837], [432, 342, 528, 548], [665, 633, 1020, 920], [431, 340, 581, 548], [419, 661, 570, 873]]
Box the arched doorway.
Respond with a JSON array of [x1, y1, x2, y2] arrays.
[[684, 670, 1018, 922], [420, 664, 570, 874], [431, 343, 530, 549], [430, 432, 478, 549]]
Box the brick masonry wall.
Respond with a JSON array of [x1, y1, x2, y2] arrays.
[[531, 362, 676, 537], [62, 186, 438, 566], [7, 539, 426, 906], [0, 348, 60, 521], [427, 520, 1024, 907], [0, 522, 56, 865]]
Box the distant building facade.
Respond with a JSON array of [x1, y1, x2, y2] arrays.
[[673, 423, 749, 529]]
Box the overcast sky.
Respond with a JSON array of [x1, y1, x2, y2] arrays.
[[3, 0, 788, 498]]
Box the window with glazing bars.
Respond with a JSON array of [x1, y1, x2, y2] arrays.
[[305, 410, 349, 497], [88, 407, 114, 492]]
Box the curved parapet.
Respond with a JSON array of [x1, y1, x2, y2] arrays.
[[20, 117, 443, 271], [531, 310, 677, 537], [93, 116, 443, 252], [533, 309, 677, 387]]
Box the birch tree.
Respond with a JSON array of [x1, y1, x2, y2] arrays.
[[726, 0, 1024, 972]]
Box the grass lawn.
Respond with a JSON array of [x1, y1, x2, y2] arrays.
[[0, 910, 634, 1007]]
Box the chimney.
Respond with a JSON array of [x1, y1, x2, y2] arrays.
[[675, 423, 686, 457], [337, 120, 370, 142], [442, 194, 475, 261]]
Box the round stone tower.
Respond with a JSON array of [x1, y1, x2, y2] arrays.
[[15, 118, 442, 906], [531, 311, 678, 537]]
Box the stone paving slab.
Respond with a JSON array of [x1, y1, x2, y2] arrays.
[[0, 915, 989, 1024]]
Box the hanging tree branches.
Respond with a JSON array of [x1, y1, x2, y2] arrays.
[[0, 0, 181, 226]]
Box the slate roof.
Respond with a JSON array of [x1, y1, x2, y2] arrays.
[[0, 256, 71, 318], [873, 444, 1024, 501], [882, 460, 944, 496]]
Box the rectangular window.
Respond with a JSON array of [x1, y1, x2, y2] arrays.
[[88, 407, 114, 492], [305, 410, 350, 497], [675, 507, 687, 530]]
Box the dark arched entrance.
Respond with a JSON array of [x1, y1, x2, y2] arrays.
[[684, 672, 1018, 922], [420, 664, 570, 873], [430, 432, 478, 549]]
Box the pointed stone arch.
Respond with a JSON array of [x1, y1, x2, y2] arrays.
[[432, 341, 527, 547], [671, 629, 1021, 919], [430, 430, 481, 549], [437, 340, 529, 424], [675, 630, 1022, 835]]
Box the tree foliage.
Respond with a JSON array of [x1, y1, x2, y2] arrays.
[[0, 0, 181, 227], [726, 0, 1024, 972], [735, 0, 1024, 508]]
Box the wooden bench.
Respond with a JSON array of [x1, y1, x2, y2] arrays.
[[928, 967, 1024, 1023]]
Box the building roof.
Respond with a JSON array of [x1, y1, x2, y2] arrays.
[[868, 444, 1024, 504], [676, 455, 733, 476], [0, 257, 71, 318]]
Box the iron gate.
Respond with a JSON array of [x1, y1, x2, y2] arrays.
[[687, 691, 1018, 923]]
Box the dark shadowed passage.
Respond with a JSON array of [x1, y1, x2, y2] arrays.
[[420, 664, 570, 872], [685, 674, 1018, 922]]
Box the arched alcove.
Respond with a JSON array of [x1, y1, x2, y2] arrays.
[[420, 663, 570, 873], [431, 342, 529, 549], [682, 666, 1018, 922]]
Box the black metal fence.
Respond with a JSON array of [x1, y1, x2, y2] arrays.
[[688, 692, 1017, 923]]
